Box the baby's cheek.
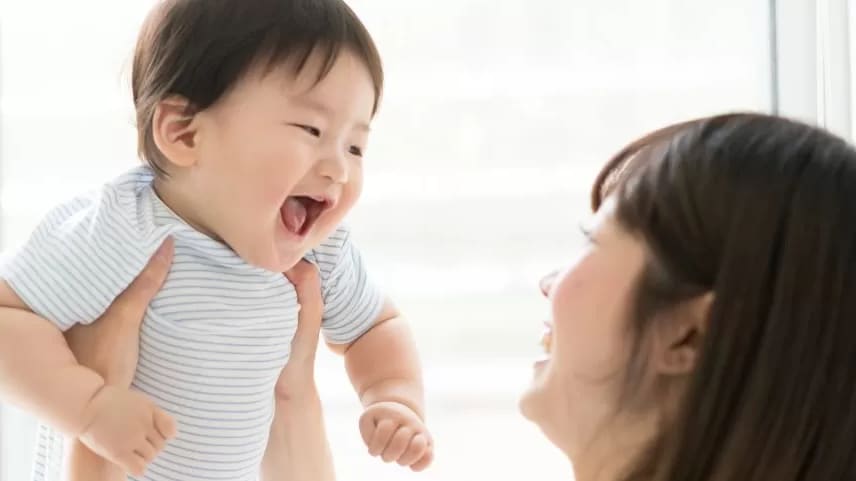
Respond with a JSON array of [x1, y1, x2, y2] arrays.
[[341, 185, 361, 212], [320, 204, 352, 237], [255, 170, 293, 205]]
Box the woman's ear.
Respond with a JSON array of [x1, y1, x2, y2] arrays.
[[152, 96, 200, 169], [654, 292, 713, 376]]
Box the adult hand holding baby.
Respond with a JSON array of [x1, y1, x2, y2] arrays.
[[261, 261, 337, 481], [64, 239, 177, 479], [63, 249, 337, 481]]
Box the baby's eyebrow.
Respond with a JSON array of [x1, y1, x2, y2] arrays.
[[293, 97, 332, 115], [293, 97, 371, 132]]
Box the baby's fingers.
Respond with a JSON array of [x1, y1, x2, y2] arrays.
[[134, 437, 158, 464], [368, 419, 397, 457], [118, 452, 147, 478], [147, 431, 166, 455], [410, 447, 434, 472], [154, 407, 178, 440], [382, 426, 413, 463], [398, 433, 429, 467]]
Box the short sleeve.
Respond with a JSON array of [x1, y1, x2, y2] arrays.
[[0, 182, 161, 331], [312, 225, 384, 344]]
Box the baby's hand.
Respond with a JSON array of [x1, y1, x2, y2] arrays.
[[78, 385, 177, 477], [359, 401, 434, 471]]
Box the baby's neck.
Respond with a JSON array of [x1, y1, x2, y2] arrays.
[[152, 176, 221, 240]]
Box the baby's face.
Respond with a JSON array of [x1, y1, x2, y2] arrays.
[[183, 50, 375, 271]]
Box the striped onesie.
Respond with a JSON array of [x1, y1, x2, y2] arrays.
[[0, 167, 384, 481]]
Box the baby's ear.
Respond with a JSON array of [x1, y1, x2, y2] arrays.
[[653, 292, 712, 376], [152, 96, 200, 169]]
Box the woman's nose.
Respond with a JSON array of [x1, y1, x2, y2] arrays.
[[539, 270, 558, 297]]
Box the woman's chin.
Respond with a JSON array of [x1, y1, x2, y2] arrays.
[[519, 387, 539, 422], [520, 353, 558, 419], [520, 368, 549, 421]]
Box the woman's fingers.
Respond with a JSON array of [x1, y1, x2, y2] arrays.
[[104, 238, 174, 326], [283, 261, 323, 361], [64, 238, 174, 386]]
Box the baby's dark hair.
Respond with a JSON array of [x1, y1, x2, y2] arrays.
[[132, 0, 383, 175]]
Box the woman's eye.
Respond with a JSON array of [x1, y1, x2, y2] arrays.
[[297, 125, 321, 137], [349, 146, 364, 157], [578, 223, 596, 244]]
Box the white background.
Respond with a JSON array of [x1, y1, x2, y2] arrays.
[[1, 0, 841, 480]]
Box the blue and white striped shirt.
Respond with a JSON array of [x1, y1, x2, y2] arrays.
[[0, 167, 384, 481]]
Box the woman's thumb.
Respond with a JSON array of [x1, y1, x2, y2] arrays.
[[107, 238, 174, 322]]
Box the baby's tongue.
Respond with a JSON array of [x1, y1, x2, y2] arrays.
[[281, 197, 307, 234]]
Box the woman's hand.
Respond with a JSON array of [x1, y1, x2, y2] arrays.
[[275, 260, 325, 395], [63, 238, 175, 481], [261, 260, 336, 481]]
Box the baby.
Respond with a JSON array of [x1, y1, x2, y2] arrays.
[[0, 1, 432, 480]]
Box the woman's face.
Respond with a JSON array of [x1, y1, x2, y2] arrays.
[[519, 198, 648, 457]]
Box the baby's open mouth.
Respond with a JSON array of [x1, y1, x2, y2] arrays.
[[281, 196, 331, 236]]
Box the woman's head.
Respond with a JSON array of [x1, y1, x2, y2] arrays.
[[521, 113, 856, 480], [131, 0, 383, 271]]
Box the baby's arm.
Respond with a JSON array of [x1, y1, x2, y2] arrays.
[[0, 280, 105, 435], [313, 226, 431, 469], [332, 301, 424, 419], [332, 301, 433, 471], [0, 184, 177, 476], [0, 279, 175, 477], [63, 240, 176, 481]]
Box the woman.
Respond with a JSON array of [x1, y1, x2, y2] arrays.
[[520, 112, 856, 480], [71, 112, 856, 480]]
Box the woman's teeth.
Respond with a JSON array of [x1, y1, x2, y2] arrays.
[[540, 321, 553, 355]]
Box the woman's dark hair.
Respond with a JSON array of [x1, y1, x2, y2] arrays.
[[132, 0, 383, 175], [592, 113, 856, 480]]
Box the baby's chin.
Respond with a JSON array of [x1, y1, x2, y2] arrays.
[[232, 240, 306, 273], [238, 222, 335, 272], [262, 251, 306, 273]]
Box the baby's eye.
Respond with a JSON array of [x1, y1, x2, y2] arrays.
[[349, 146, 363, 157], [296, 125, 321, 137]]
